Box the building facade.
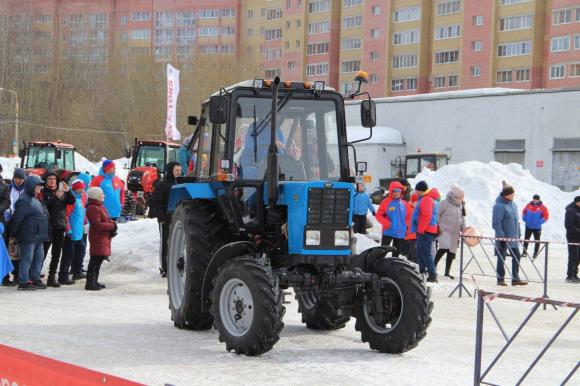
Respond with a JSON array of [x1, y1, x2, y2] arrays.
[[2, 0, 580, 96]]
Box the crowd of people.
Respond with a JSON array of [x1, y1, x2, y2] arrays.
[[0, 160, 121, 291], [354, 177, 580, 285]]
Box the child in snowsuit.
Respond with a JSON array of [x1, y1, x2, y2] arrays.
[[375, 181, 407, 257], [85, 187, 117, 291], [352, 183, 376, 234]]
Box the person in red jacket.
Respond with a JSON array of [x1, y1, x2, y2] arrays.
[[85, 187, 117, 291], [521, 194, 549, 258], [399, 191, 419, 263], [411, 181, 441, 282]]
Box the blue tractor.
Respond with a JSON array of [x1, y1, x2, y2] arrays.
[[166, 74, 432, 356]]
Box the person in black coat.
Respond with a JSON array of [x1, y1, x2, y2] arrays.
[[565, 196, 580, 283], [39, 171, 76, 286], [150, 162, 181, 277], [10, 175, 50, 290]]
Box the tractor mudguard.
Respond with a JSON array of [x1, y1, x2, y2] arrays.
[[201, 241, 258, 312], [347, 246, 396, 272]]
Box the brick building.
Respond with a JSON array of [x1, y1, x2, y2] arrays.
[[2, 0, 579, 97]]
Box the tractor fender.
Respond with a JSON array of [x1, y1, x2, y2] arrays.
[[201, 241, 258, 312], [347, 246, 397, 272]]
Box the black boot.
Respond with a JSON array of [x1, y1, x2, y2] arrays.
[[47, 274, 61, 288], [95, 257, 106, 289], [444, 253, 455, 280], [85, 257, 101, 291]]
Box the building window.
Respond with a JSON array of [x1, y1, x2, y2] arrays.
[[132, 12, 151, 21], [471, 66, 481, 77], [473, 15, 484, 26], [371, 28, 380, 38], [341, 60, 361, 73], [221, 26, 235, 36], [550, 64, 565, 79], [570, 63, 580, 77], [433, 76, 446, 88], [248, 9, 254, 19], [286, 20, 291, 29], [341, 38, 362, 50], [577, 8, 580, 22], [343, 0, 363, 7], [406, 78, 417, 90], [155, 11, 174, 27], [177, 28, 196, 44], [263, 47, 282, 60], [222, 8, 235, 17], [341, 82, 355, 95], [198, 27, 219, 37], [120, 15, 128, 25], [342, 15, 363, 29], [494, 140, 525, 166], [370, 51, 378, 61], [574, 35, 580, 49], [497, 41, 531, 57], [285, 41, 290, 49], [307, 41, 329, 55], [393, 29, 420, 45], [131, 29, 150, 40], [247, 28, 254, 37], [306, 62, 329, 76], [267, 8, 284, 20], [551, 36, 570, 52], [448, 75, 458, 87], [436, 1, 461, 16], [155, 29, 174, 44], [307, 20, 330, 34], [308, 0, 330, 13], [553, 9, 572, 25], [434, 50, 459, 64], [372, 6, 381, 16], [265, 28, 283, 41], [296, 39, 301, 48], [393, 6, 421, 22], [499, 15, 533, 31], [36, 15, 53, 24], [392, 54, 418, 68], [199, 9, 219, 19], [176, 11, 195, 26], [154, 46, 172, 60], [265, 68, 282, 78], [391, 79, 404, 91], [297, 19, 302, 27], [288, 61, 296, 71], [515, 68, 530, 82], [435, 24, 461, 40], [369, 73, 378, 84], [501, 0, 532, 5], [472, 40, 482, 51], [497, 70, 513, 83]]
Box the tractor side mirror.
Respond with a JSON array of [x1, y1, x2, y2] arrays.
[[188, 115, 198, 126], [361, 99, 376, 128], [209, 96, 228, 124], [125, 146, 132, 159], [356, 161, 367, 174]]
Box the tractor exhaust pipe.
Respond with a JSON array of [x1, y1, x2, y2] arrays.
[[267, 77, 281, 207]]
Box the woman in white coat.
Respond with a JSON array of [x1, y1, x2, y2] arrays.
[[435, 184, 466, 279]]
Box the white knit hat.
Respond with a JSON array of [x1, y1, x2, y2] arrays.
[[87, 186, 104, 201]]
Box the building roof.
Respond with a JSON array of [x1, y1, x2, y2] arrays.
[[346, 125, 404, 145]]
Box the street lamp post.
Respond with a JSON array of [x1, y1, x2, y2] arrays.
[[0, 88, 19, 156]]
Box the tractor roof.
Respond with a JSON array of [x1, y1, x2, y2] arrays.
[[29, 141, 75, 149], [137, 140, 180, 148], [210, 79, 336, 98]]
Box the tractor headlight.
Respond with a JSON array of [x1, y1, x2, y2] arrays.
[[334, 230, 350, 246], [305, 230, 321, 246]]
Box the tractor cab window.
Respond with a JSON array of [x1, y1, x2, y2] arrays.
[[25, 146, 55, 170], [136, 146, 166, 173], [195, 118, 212, 178], [167, 147, 178, 164], [63, 149, 74, 170], [211, 124, 227, 174], [234, 96, 341, 182]]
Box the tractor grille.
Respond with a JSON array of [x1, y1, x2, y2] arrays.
[[307, 188, 350, 226]]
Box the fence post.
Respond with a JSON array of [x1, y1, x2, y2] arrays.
[[543, 242, 549, 310], [459, 237, 465, 298], [474, 290, 484, 386]]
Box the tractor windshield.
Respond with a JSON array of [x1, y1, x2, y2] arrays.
[[25, 146, 74, 171], [234, 96, 341, 182], [136, 146, 167, 173]]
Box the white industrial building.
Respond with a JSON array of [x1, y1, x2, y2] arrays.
[[345, 88, 580, 192]]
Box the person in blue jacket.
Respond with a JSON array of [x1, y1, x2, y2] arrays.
[[9, 175, 50, 290], [375, 181, 407, 257], [0, 222, 14, 285], [60, 179, 88, 285], [352, 183, 375, 234], [90, 160, 125, 220], [178, 134, 193, 176], [492, 181, 527, 287]]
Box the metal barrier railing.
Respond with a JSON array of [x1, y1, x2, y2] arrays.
[[449, 236, 552, 301], [474, 290, 579, 386]]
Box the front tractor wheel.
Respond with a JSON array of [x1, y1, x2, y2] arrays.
[[355, 257, 433, 354], [210, 257, 285, 356]]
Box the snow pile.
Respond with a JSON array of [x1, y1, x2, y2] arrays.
[[410, 161, 579, 242], [95, 157, 130, 181], [74, 152, 99, 175]]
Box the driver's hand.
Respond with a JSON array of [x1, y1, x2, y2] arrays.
[[55, 190, 64, 198]]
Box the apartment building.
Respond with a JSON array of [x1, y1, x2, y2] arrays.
[[2, 0, 579, 96]]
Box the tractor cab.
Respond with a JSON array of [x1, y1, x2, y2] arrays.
[[404, 152, 449, 178], [20, 141, 76, 181], [127, 139, 180, 193]]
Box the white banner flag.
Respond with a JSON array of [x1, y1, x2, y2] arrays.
[[165, 64, 181, 141]]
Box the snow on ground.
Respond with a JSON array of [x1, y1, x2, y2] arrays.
[[409, 161, 579, 242], [1, 218, 578, 386]]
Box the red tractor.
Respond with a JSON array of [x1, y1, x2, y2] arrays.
[[19, 141, 78, 182], [125, 139, 180, 215]]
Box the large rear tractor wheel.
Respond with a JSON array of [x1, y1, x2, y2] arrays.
[[167, 200, 227, 330], [355, 257, 433, 353], [210, 257, 285, 356], [296, 289, 350, 330]]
